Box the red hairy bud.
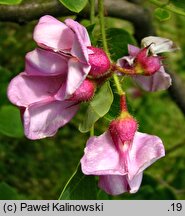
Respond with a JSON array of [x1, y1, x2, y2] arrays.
[[135, 47, 161, 75], [88, 46, 111, 78], [109, 94, 138, 145], [69, 78, 96, 102], [109, 114, 138, 145]]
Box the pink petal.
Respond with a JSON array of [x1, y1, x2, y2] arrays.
[[33, 15, 74, 51], [127, 172, 143, 193], [98, 173, 143, 195], [64, 58, 91, 98], [117, 56, 134, 68], [98, 175, 128, 195], [7, 72, 63, 106], [128, 44, 141, 57], [23, 99, 79, 139], [127, 132, 165, 180], [133, 66, 172, 91], [26, 48, 68, 76], [54, 81, 66, 101], [65, 18, 91, 63], [81, 131, 126, 175]]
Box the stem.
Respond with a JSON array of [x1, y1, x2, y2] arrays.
[[89, 0, 95, 24], [98, 0, 124, 96], [113, 74, 124, 95], [58, 162, 80, 200], [98, 0, 110, 59], [120, 94, 127, 112], [111, 64, 136, 75], [90, 125, 94, 136]]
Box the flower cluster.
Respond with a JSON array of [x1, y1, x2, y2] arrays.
[[8, 15, 110, 139], [7, 16, 176, 195]]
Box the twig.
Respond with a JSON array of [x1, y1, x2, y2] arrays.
[[0, 0, 154, 40]]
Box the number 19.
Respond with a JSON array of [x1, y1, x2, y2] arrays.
[[171, 203, 182, 211]]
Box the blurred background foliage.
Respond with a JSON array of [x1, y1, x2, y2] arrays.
[[0, 0, 185, 199]]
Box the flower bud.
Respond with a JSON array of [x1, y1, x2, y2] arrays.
[[109, 94, 138, 144], [68, 78, 96, 102], [88, 46, 111, 78], [135, 47, 161, 75], [109, 114, 138, 145]]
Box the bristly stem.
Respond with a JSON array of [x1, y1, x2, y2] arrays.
[[89, 0, 95, 24], [98, 0, 110, 59], [113, 74, 124, 95], [98, 0, 124, 96], [111, 63, 136, 75]]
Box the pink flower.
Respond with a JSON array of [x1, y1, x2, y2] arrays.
[[7, 66, 97, 140], [7, 70, 78, 139], [8, 48, 96, 140], [81, 130, 165, 195], [32, 15, 110, 98], [7, 16, 110, 140], [81, 107, 165, 195], [117, 36, 177, 91]]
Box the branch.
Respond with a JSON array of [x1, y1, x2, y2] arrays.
[[168, 70, 185, 115], [0, 0, 73, 23], [126, 0, 142, 4], [166, 139, 185, 154], [0, 0, 154, 40]]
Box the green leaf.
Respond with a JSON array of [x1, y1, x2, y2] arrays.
[[79, 81, 113, 133], [59, 164, 97, 200], [106, 28, 136, 61], [0, 182, 19, 199], [0, 105, 24, 138], [168, 0, 185, 16], [86, 24, 96, 46], [150, 0, 185, 16], [104, 85, 120, 122], [154, 8, 171, 21], [58, 0, 88, 13], [0, 0, 22, 4]]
